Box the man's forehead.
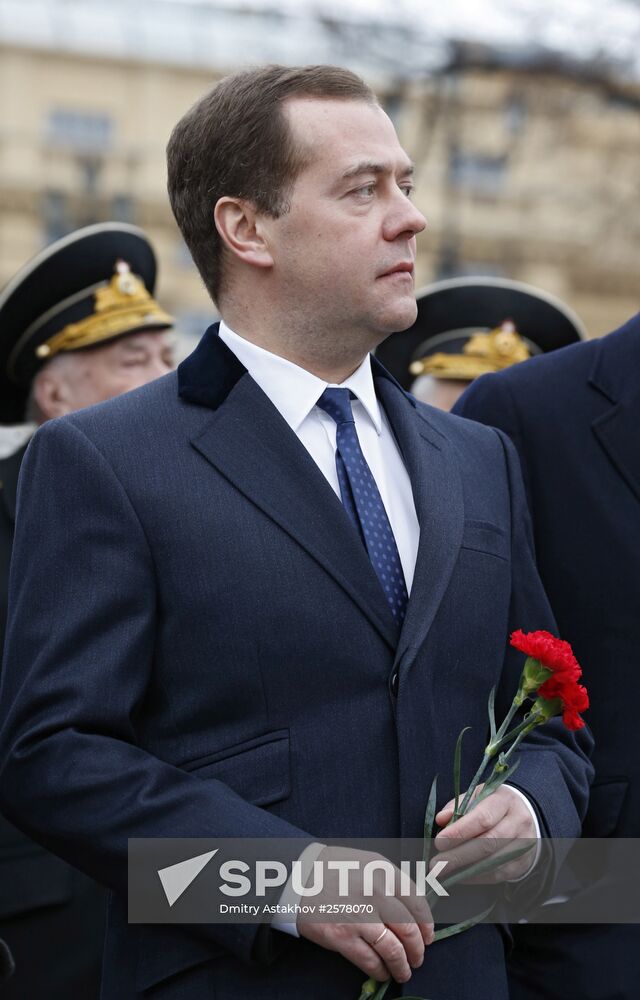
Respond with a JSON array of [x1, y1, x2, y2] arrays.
[[340, 159, 415, 180], [119, 329, 173, 348], [86, 329, 173, 358], [284, 96, 410, 172], [286, 95, 386, 134]]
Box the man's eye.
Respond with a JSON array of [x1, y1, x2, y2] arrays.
[[400, 183, 415, 198], [353, 184, 376, 198]]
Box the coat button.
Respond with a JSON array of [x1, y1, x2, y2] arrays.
[[390, 670, 399, 697]]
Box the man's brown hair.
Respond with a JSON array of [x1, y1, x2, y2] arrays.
[[166, 64, 377, 303]]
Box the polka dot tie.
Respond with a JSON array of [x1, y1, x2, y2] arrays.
[[317, 387, 408, 624]]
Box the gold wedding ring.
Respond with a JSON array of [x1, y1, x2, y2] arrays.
[[372, 926, 389, 948]]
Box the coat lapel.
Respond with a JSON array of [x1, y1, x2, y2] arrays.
[[592, 397, 640, 503], [374, 372, 465, 667], [589, 327, 640, 504], [179, 327, 400, 650]]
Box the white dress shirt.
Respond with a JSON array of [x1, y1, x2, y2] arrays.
[[216, 321, 539, 934], [218, 320, 420, 591]]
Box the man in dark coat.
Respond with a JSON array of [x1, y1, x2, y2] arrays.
[[454, 313, 640, 1000], [0, 66, 592, 1000], [0, 222, 175, 999]]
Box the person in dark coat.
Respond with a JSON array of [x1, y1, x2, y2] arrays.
[[0, 222, 175, 999], [0, 65, 592, 1000], [454, 313, 640, 1000]]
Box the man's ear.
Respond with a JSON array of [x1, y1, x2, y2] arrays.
[[214, 197, 273, 269], [32, 363, 74, 420]]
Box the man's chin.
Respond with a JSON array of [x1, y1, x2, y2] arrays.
[[377, 298, 418, 337]]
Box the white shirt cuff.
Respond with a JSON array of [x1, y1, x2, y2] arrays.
[[504, 784, 541, 881], [271, 841, 326, 937]]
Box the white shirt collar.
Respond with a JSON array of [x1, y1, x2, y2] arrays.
[[217, 320, 382, 435]]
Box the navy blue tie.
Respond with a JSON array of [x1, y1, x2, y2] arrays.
[[317, 388, 408, 624]]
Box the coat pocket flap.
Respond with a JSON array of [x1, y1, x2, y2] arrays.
[[182, 729, 291, 807], [461, 520, 508, 560]]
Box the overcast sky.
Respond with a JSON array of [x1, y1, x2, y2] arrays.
[[158, 0, 640, 74], [1, 0, 639, 77]]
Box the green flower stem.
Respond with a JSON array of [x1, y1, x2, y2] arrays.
[[486, 696, 524, 752], [497, 716, 541, 765], [454, 691, 531, 821], [398, 691, 544, 1000], [371, 980, 392, 1000], [495, 696, 521, 738], [358, 980, 379, 1000], [484, 711, 542, 758], [453, 752, 490, 820]]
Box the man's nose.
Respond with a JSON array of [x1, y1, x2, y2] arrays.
[[153, 356, 175, 376], [385, 190, 427, 241], [135, 359, 172, 386]]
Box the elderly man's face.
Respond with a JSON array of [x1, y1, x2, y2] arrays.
[[35, 329, 175, 420], [264, 98, 427, 346], [411, 374, 471, 412]]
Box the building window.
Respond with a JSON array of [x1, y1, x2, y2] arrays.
[[455, 262, 507, 278], [42, 189, 74, 244], [111, 195, 134, 223], [435, 250, 507, 281], [45, 109, 113, 154], [504, 94, 527, 135], [450, 152, 507, 196]]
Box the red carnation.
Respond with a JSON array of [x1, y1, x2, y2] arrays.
[[510, 629, 581, 680], [561, 685, 590, 730], [511, 629, 589, 730], [537, 675, 590, 730]]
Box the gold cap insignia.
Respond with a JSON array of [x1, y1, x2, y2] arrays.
[[34, 260, 173, 360], [410, 321, 532, 380]]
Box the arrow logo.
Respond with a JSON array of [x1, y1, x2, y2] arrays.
[[157, 849, 218, 907]]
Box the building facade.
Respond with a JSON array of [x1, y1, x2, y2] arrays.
[[0, 16, 638, 343]]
